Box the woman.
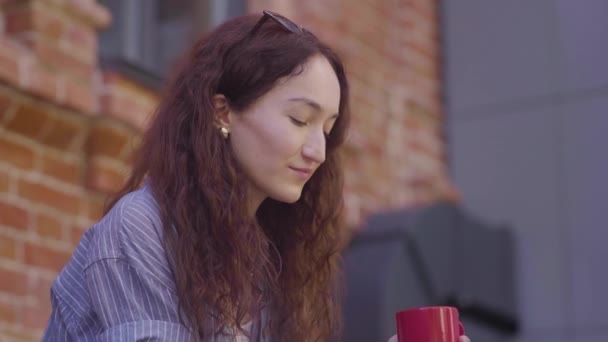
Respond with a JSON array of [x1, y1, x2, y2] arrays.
[[43, 11, 470, 342]]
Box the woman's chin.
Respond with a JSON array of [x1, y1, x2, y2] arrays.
[[270, 189, 303, 204]]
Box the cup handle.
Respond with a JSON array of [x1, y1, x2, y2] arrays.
[[459, 322, 465, 336]]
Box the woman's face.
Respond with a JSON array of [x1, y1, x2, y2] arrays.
[[228, 54, 341, 206]]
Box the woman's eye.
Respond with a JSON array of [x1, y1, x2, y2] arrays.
[[290, 117, 308, 127]]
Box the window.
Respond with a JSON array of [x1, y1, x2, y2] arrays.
[[98, 0, 246, 87]]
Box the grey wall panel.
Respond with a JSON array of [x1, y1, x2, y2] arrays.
[[568, 332, 608, 342], [443, 0, 608, 340], [578, 333, 608, 342], [449, 107, 568, 333], [561, 95, 608, 329], [557, 0, 608, 91], [443, 0, 564, 113], [511, 329, 569, 342]]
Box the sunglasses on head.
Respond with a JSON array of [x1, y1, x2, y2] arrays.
[[221, 11, 305, 68], [249, 10, 304, 35]]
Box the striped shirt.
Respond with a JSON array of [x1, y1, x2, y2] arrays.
[[42, 185, 267, 341]]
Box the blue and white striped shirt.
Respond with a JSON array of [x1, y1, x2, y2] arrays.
[[43, 185, 264, 341]]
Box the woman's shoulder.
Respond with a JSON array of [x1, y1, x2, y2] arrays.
[[87, 185, 167, 266], [51, 185, 178, 326], [108, 184, 163, 237]]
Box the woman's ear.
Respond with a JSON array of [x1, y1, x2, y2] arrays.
[[212, 94, 232, 129]]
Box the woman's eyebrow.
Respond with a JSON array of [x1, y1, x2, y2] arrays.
[[288, 97, 339, 118]]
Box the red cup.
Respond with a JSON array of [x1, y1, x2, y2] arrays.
[[395, 306, 465, 342]]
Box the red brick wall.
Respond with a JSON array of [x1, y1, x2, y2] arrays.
[[0, 1, 154, 340], [0, 0, 456, 340]]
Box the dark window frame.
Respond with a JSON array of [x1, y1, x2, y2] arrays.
[[98, 0, 246, 89]]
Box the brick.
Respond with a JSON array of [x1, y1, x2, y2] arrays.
[[0, 91, 13, 122], [28, 272, 55, 312], [32, 39, 94, 80], [408, 126, 443, 158], [402, 9, 437, 36], [41, 114, 83, 150], [22, 300, 51, 331], [37, 11, 66, 42], [61, 23, 97, 65], [41, 154, 83, 185], [0, 200, 29, 230], [25, 64, 59, 101], [406, 102, 438, 124], [433, 177, 461, 203], [0, 171, 8, 193], [101, 93, 152, 130], [404, 40, 438, 60], [87, 122, 131, 158], [0, 234, 18, 260], [404, 33, 439, 65], [402, 48, 438, 80], [70, 225, 83, 247], [0, 44, 20, 85], [0, 135, 36, 170], [66, 0, 112, 29], [0, 267, 27, 295], [29, 271, 54, 300], [62, 76, 96, 114], [64, 24, 97, 51], [85, 195, 105, 221], [5, 5, 66, 42], [17, 179, 83, 215], [5, 102, 50, 140], [103, 72, 157, 100], [0, 328, 40, 342], [120, 134, 140, 164], [403, 0, 437, 20], [86, 158, 126, 194], [35, 213, 64, 240], [0, 301, 19, 324], [4, 5, 34, 34], [25, 276, 53, 325], [24, 241, 71, 272]]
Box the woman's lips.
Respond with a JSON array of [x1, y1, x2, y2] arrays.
[[289, 167, 313, 179]]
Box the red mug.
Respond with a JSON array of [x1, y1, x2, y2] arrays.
[[395, 306, 465, 342]]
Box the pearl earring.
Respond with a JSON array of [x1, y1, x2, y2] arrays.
[[220, 127, 230, 139]]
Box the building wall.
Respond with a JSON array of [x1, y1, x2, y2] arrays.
[[0, 0, 449, 340], [444, 0, 608, 341]]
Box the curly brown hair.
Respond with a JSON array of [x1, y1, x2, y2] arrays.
[[107, 13, 350, 341]]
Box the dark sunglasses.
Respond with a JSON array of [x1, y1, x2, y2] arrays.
[[249, 10, 304, 35], [222, 11, 304, 67]]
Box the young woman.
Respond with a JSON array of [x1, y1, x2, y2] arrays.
[[43, 11, 471, 342]]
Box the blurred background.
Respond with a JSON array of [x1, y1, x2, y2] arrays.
[[0, 0, 605, 341]]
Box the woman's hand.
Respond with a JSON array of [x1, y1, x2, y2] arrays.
[[387, 335, 471, 342]]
